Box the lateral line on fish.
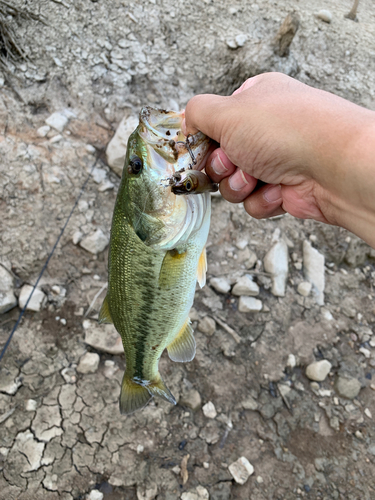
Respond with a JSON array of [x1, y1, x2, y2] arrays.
[[0, 156, 102, 364]]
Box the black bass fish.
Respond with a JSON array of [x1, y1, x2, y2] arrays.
[[99, 107, 216, 414]]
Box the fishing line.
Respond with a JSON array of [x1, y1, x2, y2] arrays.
[[0, 157, 101, 364]]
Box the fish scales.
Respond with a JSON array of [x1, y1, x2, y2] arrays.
[[99, 107, 215, 414]]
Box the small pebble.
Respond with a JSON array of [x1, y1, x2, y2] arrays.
[[210, 277, 231, 294], [87, 490, 103, 500], [25, 399, 37, 411], [297, 281, 312, 297], [198, 317, 216, 336], [364, 408, 372, 419], [335, 375, 361, 399], [77, 352, 100, 374], [37, 125, 50, 137], [306, 359, 332, 382], [228, 456, 254, 485], [202, 401, 217, 419], [238, 296, 262, 313], [317, 9, 332, 23], [232, 275, 259, 297], [287, 354, 296, 369]]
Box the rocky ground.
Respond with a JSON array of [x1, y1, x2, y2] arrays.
[[1, 0, 375, 499]]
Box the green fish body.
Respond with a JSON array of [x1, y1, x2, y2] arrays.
[[100, 107, 212, 414]]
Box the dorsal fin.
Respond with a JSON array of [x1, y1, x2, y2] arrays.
[[98, 296, 113, 324], [167, 319, 196, 363], [197, 246, 207, 288]]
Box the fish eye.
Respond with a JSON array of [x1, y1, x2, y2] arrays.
[[129, 156, 143, 174], [185, 180, 192, 191]]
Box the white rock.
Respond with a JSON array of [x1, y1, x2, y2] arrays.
[[181, 493, 198, 500], [37, 125, 50, 137], [72, 231, 83, 245], [87, 490, 104, 500], [19, 285, 47, 312], [45, 112, 69, 132], [287, 354, 296, 369], [83, 319, 124, 355], [50, 134, 63, 143], [263, 240, 288, 297], [196, 486, 209, 499], [236, 239, 248, 250], [359, 347, 371, 358], [98, 180, 115, 192], [77, 352, 100, 374], [305, 360, 332, 382], [303, 241, 325, 305], [317, 9, 332, 23], [0, 266, 17, 314], [364, 408, 372, 419], [321, 308, 333, 321], [198, 316, 216, 336], [228, 456, 254, 485], [232, 275, 259, 296], [86, 144, 96, 154], [91, 167, 107, 184], [210, 277, 231, 294], [25, 399, 38, 411], [11, 431, 45, 472], [137, 444, 144, 454], [80, 229, 109, 254], [297, 281, 312, 297], [238, 296, 262, 313], [235, 34, 247, 47], [106, 115, 139, 176], [202, 401, 217, 419]]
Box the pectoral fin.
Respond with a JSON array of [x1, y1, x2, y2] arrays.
[[98, 296, 113, 324], [197, 247, 207, 288], [167, 319, 196, 362], [159, 249, 187, 289]]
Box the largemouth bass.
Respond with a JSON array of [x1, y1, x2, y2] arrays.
[[99, 107, 216, 414]]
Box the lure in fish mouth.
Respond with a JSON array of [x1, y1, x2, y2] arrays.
[[99, 107, 215, 414]]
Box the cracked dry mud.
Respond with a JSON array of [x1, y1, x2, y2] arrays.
[[1, 0, 375, 499]]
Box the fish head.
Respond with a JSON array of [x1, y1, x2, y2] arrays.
[[122, 107, 211, 249]]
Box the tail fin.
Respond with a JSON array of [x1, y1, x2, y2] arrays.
[[119, 374, 176, 415]]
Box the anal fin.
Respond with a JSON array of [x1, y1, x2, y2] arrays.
[[147, 377, 176, 406], [98, 295, 113, 324], [120, 375, 152, 415], [167, 319, 196, 363], [197, 246, 207, 288]]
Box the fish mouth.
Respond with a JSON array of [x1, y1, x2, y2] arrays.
[[139, 106, 184, 143], [138, 106, 210, 171]]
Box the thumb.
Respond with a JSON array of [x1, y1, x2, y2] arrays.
[[182, 94, 233, 143]]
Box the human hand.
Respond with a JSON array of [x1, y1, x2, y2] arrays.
[[183, 73, 375, 248]]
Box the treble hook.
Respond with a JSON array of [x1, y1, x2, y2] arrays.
[[176, 134, 197, 169]]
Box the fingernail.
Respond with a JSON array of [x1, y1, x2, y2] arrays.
[[229, 169, 249, 190], [264, 184, 282, 203], [212, 154, 229, 175]]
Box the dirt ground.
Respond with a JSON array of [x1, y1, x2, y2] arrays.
[[1, 0, 375, 499]]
